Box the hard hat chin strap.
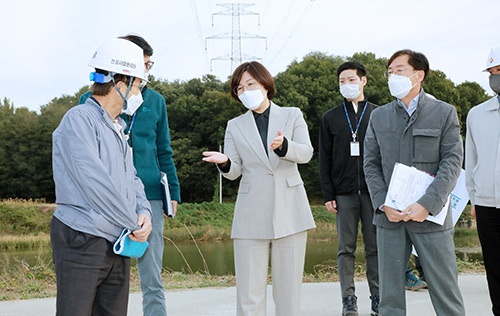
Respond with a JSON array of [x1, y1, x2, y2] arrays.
[[112, 76, 134, 111]]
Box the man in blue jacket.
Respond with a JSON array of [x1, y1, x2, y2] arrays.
[[80, 35, 180, 316], [52, 38, 153, 316]]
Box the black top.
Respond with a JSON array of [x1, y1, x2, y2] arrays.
[[253, 106, 270, 155], [219, 105, 288, 173], [319, 100, 378, 202]]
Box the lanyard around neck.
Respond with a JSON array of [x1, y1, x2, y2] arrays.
[[343, 101, 367, 142], [124, 112, 137, 144]]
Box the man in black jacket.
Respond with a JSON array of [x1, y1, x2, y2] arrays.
[[319, 61, 379, 316]]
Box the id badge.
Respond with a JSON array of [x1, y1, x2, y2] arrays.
[[350, 142, 360, 156]]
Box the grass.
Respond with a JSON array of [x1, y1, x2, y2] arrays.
[[0, 251, 56, 301], [0, 200, 485, 301], [1, 247, 484, 301]]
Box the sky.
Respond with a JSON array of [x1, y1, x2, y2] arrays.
[[1, 0, 499, 112]]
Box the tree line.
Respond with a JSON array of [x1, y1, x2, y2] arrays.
[[0, 52, 490, 203]]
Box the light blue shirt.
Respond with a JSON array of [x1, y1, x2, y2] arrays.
[[397, 94, 420, 116], [52, 98, 151, 242]]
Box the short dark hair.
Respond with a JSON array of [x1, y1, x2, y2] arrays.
[[388, 49, 429, 80], [230, 61, 275, 102], [119, 34, 154, 57], [90, 69, 132, 96], [337, 60, 367, 78]]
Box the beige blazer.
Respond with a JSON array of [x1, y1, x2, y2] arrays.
[[222, 103, 316, 239]]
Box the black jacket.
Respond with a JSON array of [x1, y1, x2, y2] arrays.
[[319, 100, 378, 202]]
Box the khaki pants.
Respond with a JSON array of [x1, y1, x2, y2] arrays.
[[233, 231, 308, 316]]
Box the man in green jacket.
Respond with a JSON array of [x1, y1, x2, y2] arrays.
[[80, 34, 180, 316]]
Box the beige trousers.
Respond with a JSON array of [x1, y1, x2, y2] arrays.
[[233, 231, 308, 316]]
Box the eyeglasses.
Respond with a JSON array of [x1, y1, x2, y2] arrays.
[[233, 81, 261, 95], [384, 68, 410, 78], [145, 61, 154, 70]]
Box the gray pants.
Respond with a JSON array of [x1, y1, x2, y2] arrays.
[[137, 200, 167, 316], [377, 225, 465, 315], [336, 193, 379, 298]]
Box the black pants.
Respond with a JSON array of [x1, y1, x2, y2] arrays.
[[50, 217, 130, 316], [476, 205, 500, 316]]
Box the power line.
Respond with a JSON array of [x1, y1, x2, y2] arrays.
[[190, 0, 210, 73], [263, 0, 297, 62], [206, 3, 267, 76], [259, 0, 273, 23], [268, 0, 316, 66]]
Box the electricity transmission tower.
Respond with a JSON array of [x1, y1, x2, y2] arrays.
[[206, 3, 267, 76]]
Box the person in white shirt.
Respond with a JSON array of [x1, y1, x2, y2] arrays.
[[465, 46, 500, 316]]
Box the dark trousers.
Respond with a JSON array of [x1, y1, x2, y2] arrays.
[[50, 217, 130, 316], [336, 193, 379, 297], [475, 205, 500, 315]]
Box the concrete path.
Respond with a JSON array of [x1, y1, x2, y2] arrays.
[[0, 274, 491, 315]]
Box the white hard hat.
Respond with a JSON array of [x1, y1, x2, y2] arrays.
[[484, 46, 500, 72], [89, 38, 148, 81]]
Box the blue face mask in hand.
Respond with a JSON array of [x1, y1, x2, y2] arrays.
[[113, 228, 149, 258]]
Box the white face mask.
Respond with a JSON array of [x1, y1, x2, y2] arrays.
[[122, 91, 143, 116], [388, 73, 418, 99], [238, 89, 265, 111], [340, 84, 361, 100]]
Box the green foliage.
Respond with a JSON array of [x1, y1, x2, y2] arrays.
[[0, 200, 338, 242], [0, 90, 81, 201], [0, 103, 39, 198], [455, 81, 491, 135], [310, 205, 336, 223], [165, 202, 234, 229], [0, 200, 52, 234]]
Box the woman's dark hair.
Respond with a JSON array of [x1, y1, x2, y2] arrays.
[[230, 61, 275, 102], [387, 49, 429, 80]]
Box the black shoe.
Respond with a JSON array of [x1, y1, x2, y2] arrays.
[[342, 295, 358, 316], [370, 295, 379, 316]]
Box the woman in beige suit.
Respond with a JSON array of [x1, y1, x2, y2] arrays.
[[202, 61, 316, 316]]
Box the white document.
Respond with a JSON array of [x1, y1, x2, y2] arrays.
[[449, 169, 469, 225], [160, 171, 174, 218], [408, 169, 469, 257], [384, 163, 468, 226]]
